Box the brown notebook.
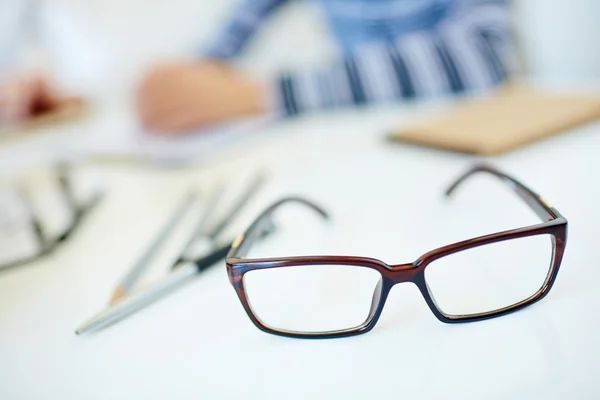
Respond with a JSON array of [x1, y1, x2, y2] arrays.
[[388, 85, 600, 155]]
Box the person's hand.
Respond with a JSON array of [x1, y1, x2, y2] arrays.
[[0, 75, 63, 125], [136, 61, 266, 134]]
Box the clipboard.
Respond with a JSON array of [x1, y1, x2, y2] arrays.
[[388, 85, 600, 155]]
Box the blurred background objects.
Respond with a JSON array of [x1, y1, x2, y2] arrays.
[[2, 0, 600, 136], [0, 0, 110, 128]]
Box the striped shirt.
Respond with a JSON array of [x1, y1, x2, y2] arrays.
[[204, 0, 511, 116]]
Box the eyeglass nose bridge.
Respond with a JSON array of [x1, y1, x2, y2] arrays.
[[387, 262, 421, 285]]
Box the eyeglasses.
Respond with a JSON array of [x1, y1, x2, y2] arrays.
[[0, 164, 103, 272], [226, 165, 568, 339]]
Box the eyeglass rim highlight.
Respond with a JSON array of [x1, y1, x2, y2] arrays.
[[226, 165, 568, 339]]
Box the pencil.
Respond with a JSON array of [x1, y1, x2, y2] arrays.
[[109, 192, 197, 304], [75, 242, 231, 335]]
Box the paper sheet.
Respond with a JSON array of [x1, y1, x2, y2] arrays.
[[70, 115, 270, 167]]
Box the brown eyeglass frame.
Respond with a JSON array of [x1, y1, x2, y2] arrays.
[[226, 165, 568, 339]]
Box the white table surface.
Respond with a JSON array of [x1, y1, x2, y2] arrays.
[[0, 100, 599, 399]]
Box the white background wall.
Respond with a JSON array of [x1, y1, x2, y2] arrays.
[[512, 0, 600, 83]]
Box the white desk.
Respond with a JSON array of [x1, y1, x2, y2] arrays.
[[0, 102, 599, 399]]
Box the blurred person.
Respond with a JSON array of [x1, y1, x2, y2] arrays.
[[0, 0, 90, 127], [1, 0, 58, 125], [138, 0, 511, 134], [0, 74, 66, 125]]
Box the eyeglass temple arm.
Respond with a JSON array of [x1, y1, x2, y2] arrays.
[[228, 197, 329, 259], [445, 164, 560, 221], [55, 164, 104, 242]]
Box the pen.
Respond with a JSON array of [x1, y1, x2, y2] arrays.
[[75, 241, 232, 335], [173, 184, 225, 266], [79, 173, 267, 334], [109, 192, 197, 304], [207, 173, 266, 240], [173, 174, 265, 266]]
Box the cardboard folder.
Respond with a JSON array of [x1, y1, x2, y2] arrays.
[[388, 85, 600, 155]]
